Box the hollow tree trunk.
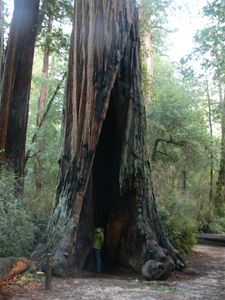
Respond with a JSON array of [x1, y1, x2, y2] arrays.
[[0, 0, 39, 192], [36, 0, 183, 280]]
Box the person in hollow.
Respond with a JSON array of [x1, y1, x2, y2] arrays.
[[93, 228, 104, 273]]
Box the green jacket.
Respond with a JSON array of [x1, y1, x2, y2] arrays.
[[94, 228, 104, 250]]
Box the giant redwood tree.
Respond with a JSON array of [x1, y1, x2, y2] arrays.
[[0, 0, 39, 190], [37, 0, 184, 279]]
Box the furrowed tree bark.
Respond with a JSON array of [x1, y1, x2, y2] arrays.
[[0, 0, 39, 192], [35, 0, 183, 280]]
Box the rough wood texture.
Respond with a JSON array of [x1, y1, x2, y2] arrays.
[[0, 0, 39, 190], [36, 0, 184, 280]]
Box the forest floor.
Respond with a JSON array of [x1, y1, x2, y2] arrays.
[[1, 244, 225, 300]]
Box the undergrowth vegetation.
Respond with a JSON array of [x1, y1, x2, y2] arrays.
[[157, 192, 197, 255], [0, 170, 37, 257]]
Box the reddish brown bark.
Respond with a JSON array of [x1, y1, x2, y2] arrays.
[[37, 17, 52, 126], [0, 0, 39, 190], [34, 0, 183, 280]]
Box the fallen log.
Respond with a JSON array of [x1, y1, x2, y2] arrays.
[[197, 233, 225, 247], [0, 257, 32, 282]]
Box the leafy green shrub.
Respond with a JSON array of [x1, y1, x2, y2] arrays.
[[197, 207, 214, 233], [0, 170, 37, 257], [24, 185, 53, 226], [204, 214, 225, 233], [197, 201, 225, 234], [208, 217, 225, 233], [158, 192, 197, 255]]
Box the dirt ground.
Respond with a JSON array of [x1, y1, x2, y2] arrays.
[[1, 244, 225, 300]]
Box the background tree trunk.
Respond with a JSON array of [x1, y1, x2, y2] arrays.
[[0, 0, 39, 192], [36, 0, 183, 280], [182, 169, 187, 193], [34, 14, 52, 191], [143, 31, 153, 100], [37, 18, 52, 126], [206, 77, 214, 204]]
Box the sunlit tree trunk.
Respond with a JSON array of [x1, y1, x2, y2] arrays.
[[35, 0, 183, 280], [143, 31, 153, 101], [0, 0, 39, 192], [37, 21, 52, 126], [206, 78, 214, 204], [34, 15, 52, 191]]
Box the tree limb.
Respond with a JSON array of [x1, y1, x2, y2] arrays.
[[25, 72, 67, 165], [152, 138, 186, 161]]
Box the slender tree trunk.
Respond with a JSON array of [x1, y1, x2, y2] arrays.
[[37, 17, 52, 126], [34, 15, 52, 190], [0, 0, 39, 192], [206, 78, 214, 204], [143, 32, 153, 100], [215, 85, 225, 214], [34, 0, 183, 280], [182, 169, 187, 193]]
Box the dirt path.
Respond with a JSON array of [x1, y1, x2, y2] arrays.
[[5, 245, 225, 299]]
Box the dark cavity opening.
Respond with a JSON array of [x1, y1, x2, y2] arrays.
[[92, 76, 130, 267]]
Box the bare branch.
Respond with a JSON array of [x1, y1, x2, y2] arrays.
[[152, 138, 186, 161]]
